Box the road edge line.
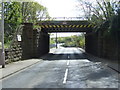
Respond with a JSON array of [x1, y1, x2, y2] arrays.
[[0, 60, 42, 79]]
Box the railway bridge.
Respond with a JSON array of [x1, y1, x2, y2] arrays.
[[1, 18, 119, 67], [21, 20, 96, 59]]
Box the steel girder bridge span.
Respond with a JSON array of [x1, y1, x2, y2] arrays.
[[28, 20, 95, 57], [38, 20, 94, 33]]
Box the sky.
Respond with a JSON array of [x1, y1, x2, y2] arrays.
[[35, 0, 81, 17], [34, 0, 83, 37]]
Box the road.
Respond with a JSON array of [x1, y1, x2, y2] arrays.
[[2, 47, 119, 88]]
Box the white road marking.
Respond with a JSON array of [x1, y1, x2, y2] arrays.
[[68, 56, 70, 58], [63, 68, 68, 84], [67, 60, 70, 66]]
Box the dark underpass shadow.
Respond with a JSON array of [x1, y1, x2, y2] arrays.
[[40, 52, 99, 63], [40, 53, 87, 61]]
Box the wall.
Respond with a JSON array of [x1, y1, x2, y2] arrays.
[[32, 29, 49, 58], [102, 31, 120, 61], [85, 31, 98, 56], [21, 23, 33, 59], [37, 30, 49, 57], [85, 29, 120, 61], [21, 23, 49, 59], [5, 23, 50, 63], [5, 42, 22, 63]]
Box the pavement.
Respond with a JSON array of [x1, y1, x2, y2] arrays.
[[0, 48, 57, 80], [0, 47, 119, 80], [0, 59, 41, 79]]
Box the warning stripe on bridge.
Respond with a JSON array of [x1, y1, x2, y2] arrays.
[[37, 21, 95, 32]]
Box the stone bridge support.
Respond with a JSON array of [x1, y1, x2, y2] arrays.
[[85, 31, 99, 56], [85, 30, 120, 61], [22, 23, 49, 59], [22, 23, 33, 59], [37, 29, 49, 57]]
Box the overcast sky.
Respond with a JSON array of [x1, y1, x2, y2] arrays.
[[34, 0, 84, 37], [35, 0, 82, 17]]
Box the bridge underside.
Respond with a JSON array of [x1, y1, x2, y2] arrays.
[[38, 21, 94, 32], [21, 21, 95, 59], [5, 22, 120, 65]]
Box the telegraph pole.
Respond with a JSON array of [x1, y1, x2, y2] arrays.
[[1, 1, 5, 68], [56, 33, 57, 48]]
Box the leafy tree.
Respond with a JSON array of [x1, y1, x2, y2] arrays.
[[57, 34, 85, 48], [78, 0, 119, 32], [21, 2, 50, 23], [4, 2, 50, 48], [50, 38, 55, 44]]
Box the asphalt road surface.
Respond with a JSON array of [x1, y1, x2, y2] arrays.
[[2, 47, 119, 88]]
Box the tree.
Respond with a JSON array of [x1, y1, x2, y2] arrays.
[[4, 2, 50, 48], [58, 34, 85, 48], [21, 2, 50, 23], [78, 0, 119, 31]]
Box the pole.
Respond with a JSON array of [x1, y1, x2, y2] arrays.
[[1, 2, 5, 68], [56, 33, 57, 48]]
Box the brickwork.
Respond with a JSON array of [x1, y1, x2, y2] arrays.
[[21, 23, 33, 59], [85, 29, 120, 61], [32, 29, 40, 58], [85, 31, 98, 56], [5, 23, 50, 63], [5, 42, 22, 63], [102, 31, 120, 61], [21, 23, 49, 59], [37, 30, 49, 57]]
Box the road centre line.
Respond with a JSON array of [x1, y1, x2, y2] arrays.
[[67, 55, 70, 65], [63, 68, 68, 84], [68, 56, 70, 58], [63, 55, 70, 84], [67, 60, 70, 66]]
